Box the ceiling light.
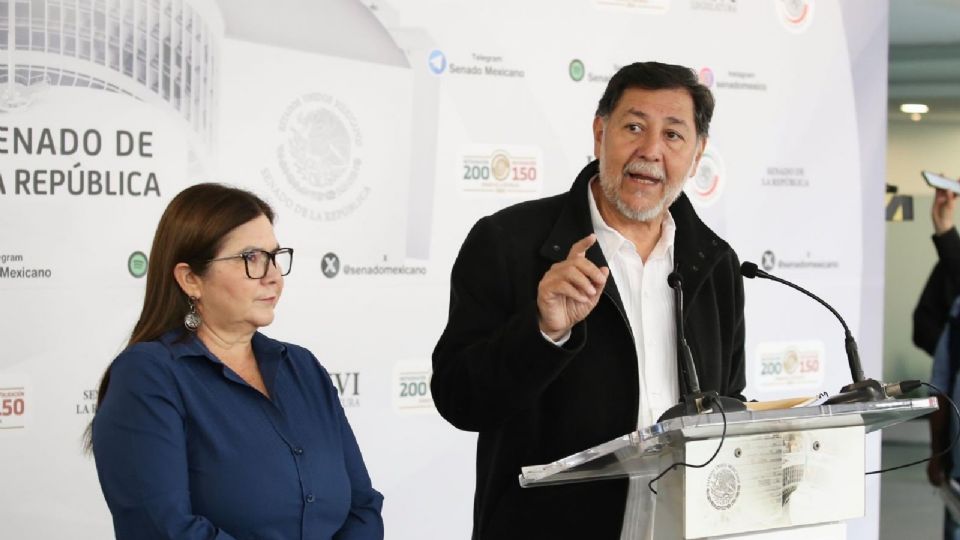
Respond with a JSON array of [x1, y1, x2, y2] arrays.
[[900, 103, 929, 114]]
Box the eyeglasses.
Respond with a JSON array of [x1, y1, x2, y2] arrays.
[[208, 248, 294, 279]]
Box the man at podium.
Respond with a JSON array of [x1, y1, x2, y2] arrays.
[[432, 61, 747, 539]]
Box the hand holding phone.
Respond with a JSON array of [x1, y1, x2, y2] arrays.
[[925, 171, 960, 234], [923, 171, 960, 194]]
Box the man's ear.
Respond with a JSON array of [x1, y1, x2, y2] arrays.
[[592, 116, 606, 159], [688, 136, 708, 178], [173, 263, 202, 299]]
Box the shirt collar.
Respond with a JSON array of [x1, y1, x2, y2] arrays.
[[160, 329, 287, 364], [161, 329, 288, 394], [587, 176, 676, 261]]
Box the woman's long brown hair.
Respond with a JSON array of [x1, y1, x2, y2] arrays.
[[84, 183, 274, 452]]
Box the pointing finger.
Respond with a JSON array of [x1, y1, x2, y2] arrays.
[[567, 234, 597, 259]]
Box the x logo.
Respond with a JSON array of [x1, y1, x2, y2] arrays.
[[322, 253, 340, 278], [761, 251, 776, 272]]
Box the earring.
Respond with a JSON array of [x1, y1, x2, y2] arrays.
[[184, 296, 202, 331]]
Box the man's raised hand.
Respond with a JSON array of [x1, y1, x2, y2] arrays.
[[537, 234, 610, 341]]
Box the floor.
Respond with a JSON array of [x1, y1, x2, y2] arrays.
[[880, 423, 943, 539]]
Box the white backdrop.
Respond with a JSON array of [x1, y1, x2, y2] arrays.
[[0, 0, 888, 538]]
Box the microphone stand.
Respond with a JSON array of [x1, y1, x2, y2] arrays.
[[739, 262, 887, 404], [658, 271, 745, 421]]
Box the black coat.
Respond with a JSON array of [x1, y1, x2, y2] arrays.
[[432, 160, 747, 539], [913, 227, 960, 356]]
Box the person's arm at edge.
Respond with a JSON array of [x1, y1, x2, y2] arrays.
[[913, 264, 950, 356], [933, 226, 960, 262], [915, 186, 960, 354]]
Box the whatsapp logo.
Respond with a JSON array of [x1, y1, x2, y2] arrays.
[[128, 251, 148, 278], [569, 59, 585, 82]]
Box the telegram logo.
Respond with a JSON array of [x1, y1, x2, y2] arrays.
[[428, 50, 447, 75]]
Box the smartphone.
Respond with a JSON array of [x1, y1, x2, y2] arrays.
[[923, 171, 960, 194]]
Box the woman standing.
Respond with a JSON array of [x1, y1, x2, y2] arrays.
[[90, 183, 383, 539]]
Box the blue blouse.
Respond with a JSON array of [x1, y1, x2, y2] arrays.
[[92, 330, 384, 540]]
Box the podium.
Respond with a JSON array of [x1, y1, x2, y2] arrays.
[[519, 397, 937, 539]]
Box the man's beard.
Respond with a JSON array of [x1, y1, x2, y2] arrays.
[[599, 159, 687, 222]]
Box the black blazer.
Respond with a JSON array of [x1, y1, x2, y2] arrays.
[[432, 160, 747, 539]]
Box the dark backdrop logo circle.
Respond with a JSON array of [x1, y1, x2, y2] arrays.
[[761, 250, 776, 272], [128, 251, 148, 278], [322, 252, 341, 278]]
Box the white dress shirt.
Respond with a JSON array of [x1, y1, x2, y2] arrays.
[[540, 180, 681, 538], [586, 182, 679, 540], [587, 182, 679, 428]]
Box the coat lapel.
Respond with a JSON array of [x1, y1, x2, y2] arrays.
[[539, 160, 628, 318], [669, 194, 726, 321]]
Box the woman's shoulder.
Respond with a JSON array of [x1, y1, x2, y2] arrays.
[[123, 339, 172, 356], [114, 340, 170, 364], [109, 335, 182, 383]]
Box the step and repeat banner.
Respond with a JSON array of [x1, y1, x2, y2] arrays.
[[0, 0, 887, 538]]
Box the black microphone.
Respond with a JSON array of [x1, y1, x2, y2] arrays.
[[658, 269, 746, 421], [740, 261, 886, 403], [668, 271, 701, 395]]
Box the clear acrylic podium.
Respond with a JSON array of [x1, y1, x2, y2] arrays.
[[519, 398, 937, 539]]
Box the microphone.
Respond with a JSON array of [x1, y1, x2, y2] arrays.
[[658, 269, 746, 421], [739, 261, 887, 403], [668, 271, 700, 395], [885, 380, 922, 397]]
